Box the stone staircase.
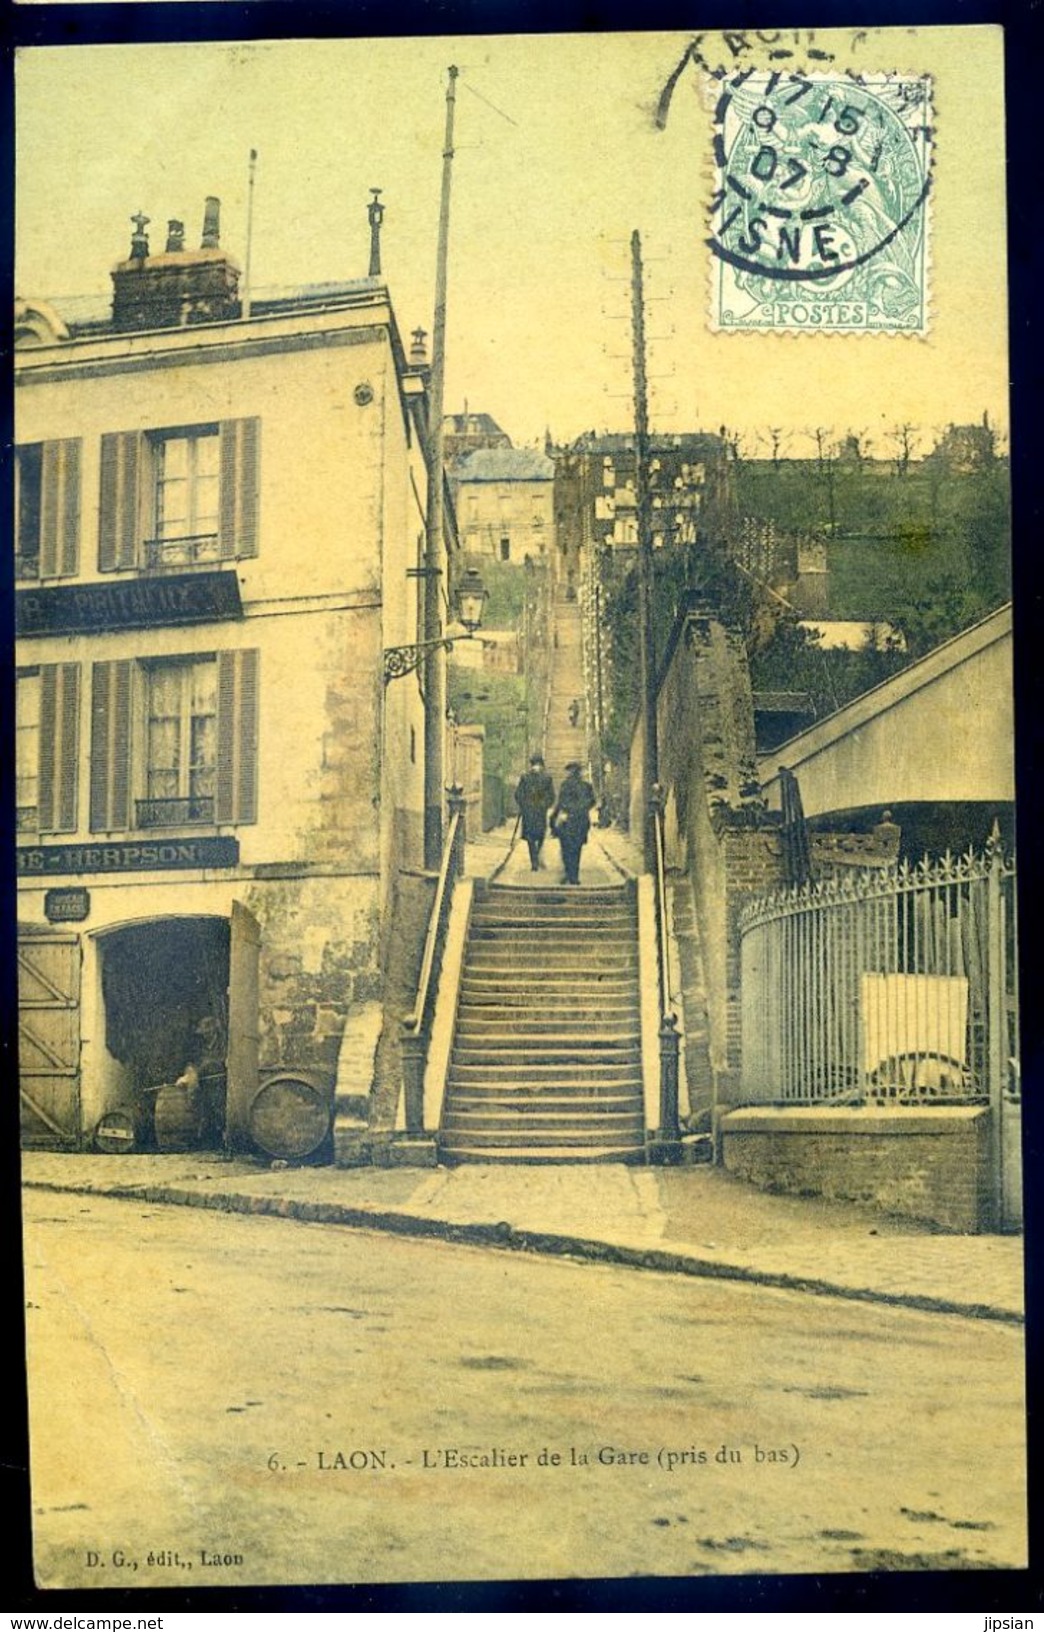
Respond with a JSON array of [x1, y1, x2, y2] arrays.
[[439, 881, 646, 1164], [544, 588, 588, 780]]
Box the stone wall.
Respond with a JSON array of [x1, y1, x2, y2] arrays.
[[243, 875, 381, 1081], [721, 1106, 994, 1232]]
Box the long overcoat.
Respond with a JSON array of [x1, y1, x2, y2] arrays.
[[515, 769, 556, 841]]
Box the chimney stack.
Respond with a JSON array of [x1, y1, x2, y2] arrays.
[[201, 196, 221, 249], [112, 196, 240, 332]]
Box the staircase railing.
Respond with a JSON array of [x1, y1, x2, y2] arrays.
[[649, 784, 681, 1141], [400, 787, 467, 1136]]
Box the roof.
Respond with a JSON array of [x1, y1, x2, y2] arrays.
[[444, 411, 507, 436], [452, 447, 554, 483], [565, 431, 725, 458], [759, 603, 1013, 787], [17, 278, 390, 341]]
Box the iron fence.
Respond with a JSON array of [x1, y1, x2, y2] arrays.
[[740, 836, 1017, 1107]]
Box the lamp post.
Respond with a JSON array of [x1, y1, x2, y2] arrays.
[[383, 565, 486, 685]]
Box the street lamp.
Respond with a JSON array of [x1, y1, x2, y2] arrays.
[[383, 565, 487, 684]]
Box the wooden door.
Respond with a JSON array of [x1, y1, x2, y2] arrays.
[[18, 930, 82, 1148]]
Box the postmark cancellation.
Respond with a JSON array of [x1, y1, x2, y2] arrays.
[[707, 70, 933, 335]]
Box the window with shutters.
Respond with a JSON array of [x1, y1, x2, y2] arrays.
[[90, 650, 258, 833], [99, 418, 260, 573], [138, 657, 218, 827], [16, 671, 41, 831], [150, 427, 220, 566], [21, 662, 81, 835], [15, 440, 82, 581]]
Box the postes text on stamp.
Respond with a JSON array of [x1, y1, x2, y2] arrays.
[[707, 70, 933, 335]]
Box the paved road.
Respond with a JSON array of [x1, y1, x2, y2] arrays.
[[24, 1190, 1026, 1589]]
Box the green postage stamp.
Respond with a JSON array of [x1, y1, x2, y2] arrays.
[[708, 70, 933, 334]]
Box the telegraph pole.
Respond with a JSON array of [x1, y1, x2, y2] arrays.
[[423, 65, 459, 868], [632, 229, 658, 871]]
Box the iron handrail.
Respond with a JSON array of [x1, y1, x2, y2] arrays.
[[650, 788, 672, 1018], [649, 784, 681, 1140], [405, 800, 464, 1038], [400, 796, 466, 1136]]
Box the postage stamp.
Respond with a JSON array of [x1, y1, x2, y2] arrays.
[[707, 70, 934, 334]]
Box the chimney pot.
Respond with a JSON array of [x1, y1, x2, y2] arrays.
[[409, 326, 429, 366], [129, 211, 151, 261], [166, 219, 185, 253], [201, 196, 221, 250]]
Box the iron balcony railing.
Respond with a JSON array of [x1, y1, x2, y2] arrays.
[[143, 534, 221, 570], [136, 796, 215, 828], [739, 832, 1017, 1108]]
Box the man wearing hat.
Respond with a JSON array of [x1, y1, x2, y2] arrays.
[[551, 761, 596, 885], [515, 754, 557, 871]]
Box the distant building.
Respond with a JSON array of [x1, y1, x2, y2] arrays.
[[451, 446, 555, 563], [442, 409, 512, 463]]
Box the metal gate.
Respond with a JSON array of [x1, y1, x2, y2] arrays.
[[18, 929, 82, 1148]]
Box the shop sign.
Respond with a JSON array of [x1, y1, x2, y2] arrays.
[[18, 837, 240, 876], [44, 887, 91, 922], [16, 570, 242, 637]]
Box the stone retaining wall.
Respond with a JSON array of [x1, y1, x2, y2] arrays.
[[721, 1105, 993, 1232]]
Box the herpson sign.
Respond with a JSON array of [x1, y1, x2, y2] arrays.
[[18, 837, 240, 876], [16, 570, 242, 637]]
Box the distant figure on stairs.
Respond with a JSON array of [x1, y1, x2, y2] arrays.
[[515, 754, 557, 872], [551, 762, 596, 885], [567, 697, 581, 728]]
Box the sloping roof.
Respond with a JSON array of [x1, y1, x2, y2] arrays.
[[453, 447, 554, 483], [760, 603, 1012, 788], [444, 411, 507, 436]]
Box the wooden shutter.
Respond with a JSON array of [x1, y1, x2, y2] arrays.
[[37, 664, 80, 833], [98, 432, 142, 571], [216, 649, 259, 825], [89, 660, 132, 831], [39, 440, 82, 579], [218, 418, 261, 559]]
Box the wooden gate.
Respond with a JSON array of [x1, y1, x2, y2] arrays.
[[18, 930, 82, 1148]]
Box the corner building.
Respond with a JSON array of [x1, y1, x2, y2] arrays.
[[15, 213, 431, 1154]]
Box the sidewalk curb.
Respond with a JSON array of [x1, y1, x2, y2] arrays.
[[25, 1178, 1023, 1326]]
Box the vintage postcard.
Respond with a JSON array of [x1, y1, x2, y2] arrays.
[[14, 24, 1024, 1595]]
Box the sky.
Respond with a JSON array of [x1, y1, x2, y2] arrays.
[[15, 28, 1009, 453]]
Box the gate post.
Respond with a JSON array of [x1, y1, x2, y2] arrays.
[[985, 823, 1006, 1230], [658, 1012, 681, 1142], [401, 1026, 427, 1136]]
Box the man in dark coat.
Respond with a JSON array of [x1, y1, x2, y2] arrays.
[[515, 754, 556, 871], [551, 761, 596, 885]]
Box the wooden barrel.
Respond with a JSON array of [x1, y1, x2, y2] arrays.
[[93, 1109, 138, 1155], [249, 1074, 332, 1161], [153, 1079, 206, 1152]]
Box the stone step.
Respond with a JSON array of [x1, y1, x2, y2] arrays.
[[439, 1123, 641, 1149], [448, 1063, 643, 1086], [465, 954, 635, 970], [453, 1048, 642, 1070], [447, 1089, 642, 1109], [482, 894, 626, 907], [439, 1143, 645, 1165], [455, 1020, 640, 1040], [443, 1103, 643, 1125]]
